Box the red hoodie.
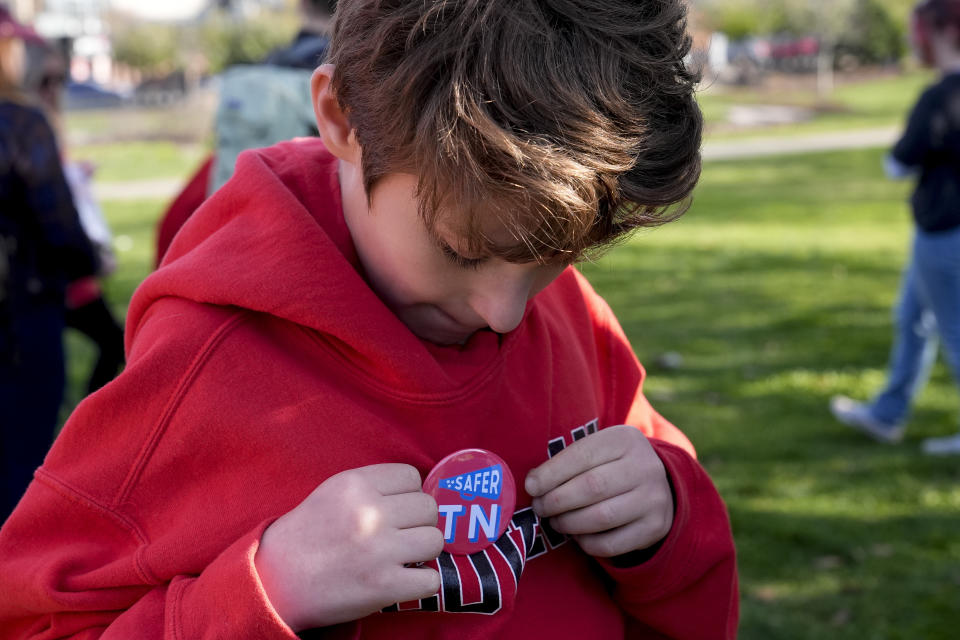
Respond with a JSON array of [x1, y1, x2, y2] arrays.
[[0, 140, 738, 639]]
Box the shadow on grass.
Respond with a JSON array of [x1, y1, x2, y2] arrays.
[[733, 505, 960, 640]]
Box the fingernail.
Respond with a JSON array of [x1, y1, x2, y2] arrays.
[[524, 474, 539, 496]]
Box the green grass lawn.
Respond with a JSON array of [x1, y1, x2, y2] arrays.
[[71, 141, 206, 182], [64, 144, 960, 638], [581, 147, 960, 639]]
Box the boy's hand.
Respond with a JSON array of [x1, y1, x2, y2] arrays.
[[254, 464, 443, 631], [525, 425, 673, 558]]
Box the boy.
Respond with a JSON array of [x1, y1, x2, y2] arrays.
[[831, 0, 960, 455], [0, 1, 738, 638]]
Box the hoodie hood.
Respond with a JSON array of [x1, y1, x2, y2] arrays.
[[130, 139, 526, 396]]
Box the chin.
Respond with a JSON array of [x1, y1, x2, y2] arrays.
[[398, 306, 478, 346], [419, 329, 474, 347]]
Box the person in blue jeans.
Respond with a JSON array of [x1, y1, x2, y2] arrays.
[[831, 0, 960, 455]]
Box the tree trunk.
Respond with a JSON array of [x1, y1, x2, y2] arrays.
[[817, 46, 835, 98]]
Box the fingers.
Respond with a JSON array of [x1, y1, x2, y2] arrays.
[[573, 516, 671, 558], [389, 565, 442, 603], [385, 492, 439, 529], [546, 487, 648, 535], [525, 426, 635, 497], [530, 459, 640, 518], [383, 528, 444, 604], [393, 526, 445, 565], [358, 463, 424, 496], [523, 426, 674, 558]]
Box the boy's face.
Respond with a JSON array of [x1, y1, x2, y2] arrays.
[[339, 163, 567, 346]]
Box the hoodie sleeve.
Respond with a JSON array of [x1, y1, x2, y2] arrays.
[[0, 477, 298, 640], [0, 302, 348, 640], [590, 293, 739, 640]]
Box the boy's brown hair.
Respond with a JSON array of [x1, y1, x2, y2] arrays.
[[328, 0, 702, 263]]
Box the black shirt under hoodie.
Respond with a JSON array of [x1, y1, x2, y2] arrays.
[[892, 72, 960, 232]]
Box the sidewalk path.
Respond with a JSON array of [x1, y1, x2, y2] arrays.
[[701, 126, 899, 161], [92, 127, 902, 201], [93, 177, 184, 202]]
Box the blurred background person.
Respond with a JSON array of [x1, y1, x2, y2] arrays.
[[23, 42, 125, 396], [208, 0, 334, 193], [156, 0, 336, 265], [261, 0, 334, 71], [0, 7, 99, 521], [831, 0, 960, 455]]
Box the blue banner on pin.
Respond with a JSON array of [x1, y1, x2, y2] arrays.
[[439, 464, 503, 501]]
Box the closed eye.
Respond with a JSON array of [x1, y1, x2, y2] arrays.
[[440, 242, 486, 270]]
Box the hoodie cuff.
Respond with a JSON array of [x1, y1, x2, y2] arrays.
[[594, 441, 704, 601], [606, 464, 675, 569], [172, 520, 360, 639], [171, 520, 297, 638], [171, 519, 360, 640]]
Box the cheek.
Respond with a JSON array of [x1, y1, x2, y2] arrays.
[[363, 237, 453, 306]]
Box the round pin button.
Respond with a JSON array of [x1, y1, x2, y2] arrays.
[[423, 448, 516, 555]]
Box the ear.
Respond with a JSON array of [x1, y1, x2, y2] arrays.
[[311, 64, 361, 164]]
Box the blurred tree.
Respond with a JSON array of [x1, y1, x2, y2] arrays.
[[198, 11, 298, 74], [797, 0, 859, 95], [112, 23, 180, 76], [109, 5, 299, 79], [836, 0, 906, 67], [700, 0, 793, 39], [879, 0, 921, 24], [701, 0, 764, 41]]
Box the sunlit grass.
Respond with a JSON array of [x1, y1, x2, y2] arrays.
[[71, 141, 206, 182]]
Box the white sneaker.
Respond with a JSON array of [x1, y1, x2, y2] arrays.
[[921, 433, 960, 455], [830, 395, 905, 444]]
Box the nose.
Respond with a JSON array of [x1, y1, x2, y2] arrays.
[[468, 265, 535, 334]]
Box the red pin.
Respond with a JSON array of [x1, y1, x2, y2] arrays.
[[423, 449, 516, 555]]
